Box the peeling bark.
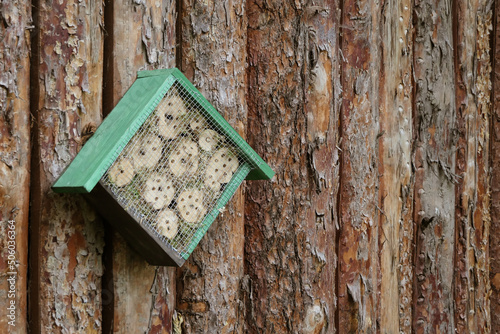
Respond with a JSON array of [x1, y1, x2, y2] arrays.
[[378, 0, 414, 332], [338, 0, 381, 332], [10, 0, 498, 331], [412, 0, 456, 332], [0, 0, 31, 332], [175, 0, 248, 332], [490, 0, 500, 331], [101, 0, 177, 333], [245, 1, 339, 333], [453, 1, 492, 332], [30, 0, 105, 332]]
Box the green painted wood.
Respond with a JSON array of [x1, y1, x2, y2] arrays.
[[52, 68, 273, 194], [170, 69, 275, 180], [52, 74, 176, 193]]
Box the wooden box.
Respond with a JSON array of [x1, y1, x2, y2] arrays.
[[52, 68, 274, 266]]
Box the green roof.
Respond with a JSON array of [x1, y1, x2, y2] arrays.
[[52, 68, 274, 193]]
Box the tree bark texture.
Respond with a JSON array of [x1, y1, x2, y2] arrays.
[[411, 0, 457, 332], [0, 0, 31, 332], [338, 0, 381, 331], [102, 0, 176, 333], [176, 0, 248, 332], [453, 1, 492, 332], [29, 0, 105, 332], [378, 0, 414, 332], [245, 1, 339, 333], [2, 0, 499, 332], [491, 0, 500, 332]]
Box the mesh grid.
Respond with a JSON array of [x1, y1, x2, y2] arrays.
[[101, 81, 251, 258]]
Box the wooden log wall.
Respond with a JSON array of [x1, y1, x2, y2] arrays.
[[0, 1, 31, 332], [491, 0, 500, 331], [1, 0, 499, 332], [176, 0, 247, 332], [101, 0, 176, 332]]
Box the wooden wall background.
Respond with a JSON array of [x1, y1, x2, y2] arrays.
[[1, 0, 499, 333]]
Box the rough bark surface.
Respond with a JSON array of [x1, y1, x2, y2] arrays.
[[378, 0, 414, 332], [2, 0, 497, 332], [0, 0, 31, 332], [412, 0, 456, 332], [453, 1, 492, 332], [491, 0, 500, 331], [175, 0, 248, 332], [30, 0, 105, 332], [102, 0, 176, 333], [338, 0, 381, 332], [245, 1, 339, 333]]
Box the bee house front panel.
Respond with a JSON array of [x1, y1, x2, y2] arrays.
[[53, 69, 274, 266]]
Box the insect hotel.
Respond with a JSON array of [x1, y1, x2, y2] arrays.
[[52, 68, 274, 266]]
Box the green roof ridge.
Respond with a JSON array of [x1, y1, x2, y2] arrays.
[[53, 68, 274, 194]]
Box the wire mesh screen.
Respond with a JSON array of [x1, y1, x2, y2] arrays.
[[101, 81, 251, 259]]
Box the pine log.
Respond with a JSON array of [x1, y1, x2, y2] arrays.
[[337, 0, 381, 331], [30, 0, 105, 332], [101, 0, 177, 333], [0, 1, 31, 332], [378, 0, 414, 331], [412, 0, 457, 331], [490, 0, 500, 331], [453, 1, 492, 332], [175, 0, 248, 332], [245, 1, 339, 332]]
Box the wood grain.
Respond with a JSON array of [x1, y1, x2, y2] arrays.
[[101, 0, 177, 332], [175, 0, 248, 332], [378, 0, 414, 332], [245, 1, 339, 332], [453, 0, 492, 332], [30, 0, 105, 332], [0, 0, 31, 332], [490, 0, 500, 331], [338, 0, 381, 331], [412, 0, 456, 332]]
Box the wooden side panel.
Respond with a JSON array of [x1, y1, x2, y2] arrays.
[[491, 0, 500, 331], [175, 0, 248, 332], [30, 0, 105, 332], [102, 0, 176, 333], [378, 0, 414, 332], [338, 0, 381, 332], [0, 1, 31, 332], [245, 1, 339, 332], [453, 0, 492, 332], [412, 0, 456, 332]]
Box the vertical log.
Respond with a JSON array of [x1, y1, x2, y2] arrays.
[[453, 0, 492, 332], [30, 0, 105, 332], [337, 0, 381, 332], [175, 0, 248, 332], [490, 0, 500, 331], [101, 0, 176, 333], [412, 0, 456, 332], [0, 1, 31, 332], [378, 0, 414, 332], [245, 1, 339, 332]]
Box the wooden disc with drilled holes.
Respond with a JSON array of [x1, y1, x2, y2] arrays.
[[168, 138, 199, 177], [204, 148, 239, 189], [108, 157, 135, 187], [189, 116, 206, 133], [142, 173, 175, 210], [131, 134, 163, 170], [177, 189, 206, 224], [156, 209, 179, 239], [199, 129, 219, 152], [157, 94, 188, 139]]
